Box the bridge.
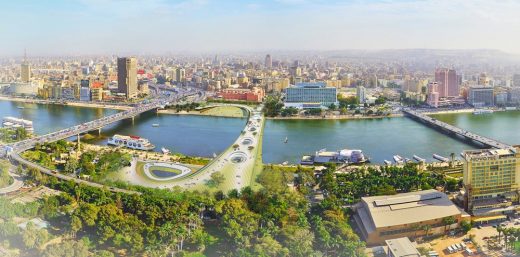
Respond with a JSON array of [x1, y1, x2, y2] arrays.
[[403, 109, 512, 149], [2, 89, 204, 194]]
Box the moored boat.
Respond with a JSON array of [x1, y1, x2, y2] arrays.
[[107, 134, 155, 151], [433, 154, 449, 162]]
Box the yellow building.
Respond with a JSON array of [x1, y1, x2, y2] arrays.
[[462, 147, 520, 218], [91, 87, 103, 101]]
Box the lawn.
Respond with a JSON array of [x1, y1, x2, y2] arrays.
[[201, 106, 246, 118]]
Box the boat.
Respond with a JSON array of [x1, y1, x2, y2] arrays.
[[152, 123, 160, 127], [393, 155, 403, 164], [17, 106, 25, 109], [282, 161, 289, 165], [300, 148, 369, 165], [404, 158, 412, 163], [213, 153, 217, 158], [107, 135, 155, 151], [284, 137, 288, 143], [413, 155, 426, 163], [161, 147, 170, 154], [2, 116, 34, 133], [384, 160, 391, 165], [433, 154, 449, 162], [473, 109, 494, 115]]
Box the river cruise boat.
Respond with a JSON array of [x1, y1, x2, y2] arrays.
[[107, 135, 155, 151], [300, 148, 368, 165], [433, 154, 449, 162], [473, 109, 494, 115], [2, 116, 34, 133]]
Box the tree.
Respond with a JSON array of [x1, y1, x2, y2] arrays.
[[42, 240, 90, 257], [22, 222, 50, 250], [442, 216, 456, 233], [328, 103, 337, 111], [64, 158, 79, 174], [210, 172, 225, 186], [216, 198, 260, 247], [460, 220, 472, 234], [70, 215, 83, 238]]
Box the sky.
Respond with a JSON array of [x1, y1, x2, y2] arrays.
[[1, 0, 520, 56]]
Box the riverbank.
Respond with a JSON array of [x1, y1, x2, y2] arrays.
[[267, 113, 403, 120], [0, 95, 131, 111], [157, 105, 246, 118]]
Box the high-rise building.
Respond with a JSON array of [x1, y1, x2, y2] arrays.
[[435, 68, 459, 97], [21, 51, 31, 83], [265, 54, 272, 69], [357, 86, 366, 104], [468, 86, 494, 107], [426, 82, 439, 108], [175, 68, 185, 83], [284, 82, 338, 109], [513, 74, 520, 87], [117, 57, 137, 99], [462, 147, 520, 217]]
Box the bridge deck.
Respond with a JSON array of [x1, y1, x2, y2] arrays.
[[403, 109, 512, 149]]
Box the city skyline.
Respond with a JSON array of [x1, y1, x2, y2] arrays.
[[2, 0, 520, 56]]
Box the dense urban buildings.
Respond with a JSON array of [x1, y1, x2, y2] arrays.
[[435, 68, 459, 97], [117, 57, 137, 99], [461, 147, 520, 221]]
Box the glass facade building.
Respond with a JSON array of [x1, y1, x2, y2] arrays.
[[284, 82, 338, 108]]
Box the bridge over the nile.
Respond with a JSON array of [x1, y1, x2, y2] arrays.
[[403, 109, 512, 149]]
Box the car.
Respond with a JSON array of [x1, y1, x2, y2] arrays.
[[477, 225, 482, 229], [492, 225, 497, 228], [483, 236, 490, 240]]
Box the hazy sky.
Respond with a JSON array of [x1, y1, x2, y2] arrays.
[[2, 0, 520, 55]]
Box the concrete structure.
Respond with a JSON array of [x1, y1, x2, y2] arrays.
[[175, 68, 185, 83], [385, 237, 420, 257], [284, 82, 338, 109], [435, 68, 459, 97], [403, 109, 512, 149], [426, 82, 439, 108], [265, 54, 272, 69], [8, 83, 38, 96], [468, 86, 494, 107], [462, 147, 520, 219], [357, 86, 366, 104], [220, 87, 264, 102], [117, 57, 137, 99], [353, 189, 465, 245], [509, 87, 520, 104]]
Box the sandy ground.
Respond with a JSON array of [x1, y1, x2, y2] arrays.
[[157, 105, 246, 118]]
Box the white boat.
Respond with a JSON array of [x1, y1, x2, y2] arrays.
[[301, 148, 368, 165], [393, 155, 403, 164], [161, 147, 170, 154], [17, 106, 25, 109], [473, 109, 494, 115], [384, 160, 391, 165], [433, 154, 449, 162], [282, 161, 289, 165], [284, 137, 288, 143], [107, 135, 155, 151], [413, 155, 426, 163], [2, 116, 34, 133], [152, 123, 160, 127]]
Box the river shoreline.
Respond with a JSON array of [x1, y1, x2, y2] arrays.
[[0, 95, 131, 111]]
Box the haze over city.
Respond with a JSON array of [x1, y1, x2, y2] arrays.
[[3, 0, 520, 55]]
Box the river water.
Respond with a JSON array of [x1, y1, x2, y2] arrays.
[[3, 100, 518, 164]]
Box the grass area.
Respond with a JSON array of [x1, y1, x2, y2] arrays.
[[250, 119, 265, 190], [201, 106, 246, 118]]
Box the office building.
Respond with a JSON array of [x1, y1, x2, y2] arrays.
[[220, 87, 265, 103], [175, 68, 185, 83], [513, 74, 520, 87], [426, 82, 439, 108], [467, 86, 494, 107], [117, 57, 137, 99], [79, 79, 91, 101], [284, 82, 338, 109], [462, 147, 520, 220], [353, 189, 465, 245], [385, 237, 420, 257], [509, 87, 520, 104], [9, 82, 38, 96], [435, 68, 459, 97], [265, 54, 272, 69], [357, 86, 366, 104]]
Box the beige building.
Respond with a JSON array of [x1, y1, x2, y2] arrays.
[[462, 147, 520, 221], [353, 189, 466, 246]]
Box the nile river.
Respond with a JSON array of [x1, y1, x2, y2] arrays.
[[3, 100, 520, 164]]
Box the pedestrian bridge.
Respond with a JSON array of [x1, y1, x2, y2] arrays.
[[403, 109, 512, 149]]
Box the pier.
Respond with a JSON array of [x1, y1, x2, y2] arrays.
[[403, 109, 512, 149]]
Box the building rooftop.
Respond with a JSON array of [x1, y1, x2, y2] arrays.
[[385, 237, 420, 257], [462, 148, 517, 161], [357, 189, 463, 232], [294, 82, 327, 88]]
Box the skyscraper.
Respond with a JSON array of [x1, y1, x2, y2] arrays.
[[357, 86, 366, 104], [427, 82, 439, 108], [265, 54, 272, 69], [117, 57, 137, 99], [176, 68, 185, 83], [434, 68, 459, 97], [21, 50, 31, 83]]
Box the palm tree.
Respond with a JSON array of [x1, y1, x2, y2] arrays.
[[497, 226, 504, 244], [422, 224, 432, 237], [442, 216, 456, 234]]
